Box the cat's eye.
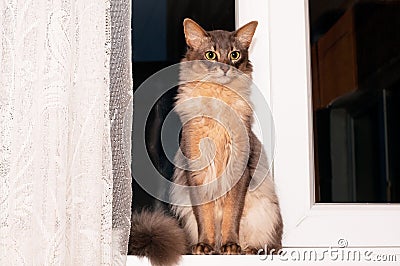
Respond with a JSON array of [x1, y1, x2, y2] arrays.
[[230, 51, 241, 60], [205, 51, 217, 61]]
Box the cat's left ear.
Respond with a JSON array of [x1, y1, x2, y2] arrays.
[[234, 21, 258, 48]]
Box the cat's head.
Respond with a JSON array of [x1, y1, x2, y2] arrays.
[[181, 18, 257, 85]]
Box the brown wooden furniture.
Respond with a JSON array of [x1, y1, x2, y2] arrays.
[[312, 1, 400, 111]]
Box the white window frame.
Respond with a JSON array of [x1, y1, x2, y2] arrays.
[[262, 0, 400, 249], [128, 0, 400, 264]]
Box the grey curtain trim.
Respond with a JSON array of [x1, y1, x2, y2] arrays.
[[110, 0, 133, 255]]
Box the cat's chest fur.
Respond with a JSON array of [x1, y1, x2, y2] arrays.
[[175, 81, 252, 124], [176, 81, 253, 181]]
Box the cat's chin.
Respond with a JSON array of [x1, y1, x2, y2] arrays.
[[211, 76, 233, 85]]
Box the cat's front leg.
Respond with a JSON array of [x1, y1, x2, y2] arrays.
[[220, 168, 251, 255], [190, 194, 217, 255]]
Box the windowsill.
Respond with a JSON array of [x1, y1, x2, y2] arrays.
[[127, 247, 400, 265], [127, 254, 280, 266]]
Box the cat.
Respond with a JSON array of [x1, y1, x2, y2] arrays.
[[129, 18, 283, 265], [170, 18, 283, 255]]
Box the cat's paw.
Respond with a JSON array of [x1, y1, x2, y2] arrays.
[[243, 247, 259, 255], [191, 242, 215, 255], [220, 242, 241, 255]]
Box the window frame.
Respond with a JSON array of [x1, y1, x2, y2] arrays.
[[262, 0, 400, 248]]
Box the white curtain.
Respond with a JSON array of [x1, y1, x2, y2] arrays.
[[0, 0, 132, 265]]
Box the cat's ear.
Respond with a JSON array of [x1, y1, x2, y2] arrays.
[[183, 18, 208, 49], [234, 21, 258, 48]]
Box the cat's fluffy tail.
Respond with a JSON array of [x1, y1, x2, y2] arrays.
[[128, 209, 187, 266]]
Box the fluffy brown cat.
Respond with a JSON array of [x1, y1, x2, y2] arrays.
[[170, 18, 283, 255], [129, 18, 283, 265]]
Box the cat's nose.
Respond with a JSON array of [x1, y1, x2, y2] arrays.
[[221, 64, 230, 74]]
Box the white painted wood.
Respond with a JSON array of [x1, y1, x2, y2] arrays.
[[127, 249, 400, 266]]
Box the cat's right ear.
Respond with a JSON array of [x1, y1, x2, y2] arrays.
[[183, 18, 208, 49], [235, 21, 258, 49]]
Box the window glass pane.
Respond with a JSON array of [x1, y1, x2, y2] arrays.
[[309, 0, 400, 203]]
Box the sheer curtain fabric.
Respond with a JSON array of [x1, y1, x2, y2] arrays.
[[0, 0, 132, 265]]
